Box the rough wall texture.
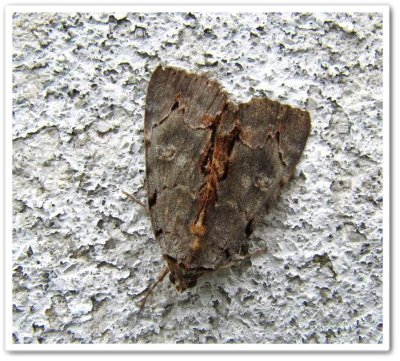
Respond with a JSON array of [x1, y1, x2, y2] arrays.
[[12, 12, 384, 344]]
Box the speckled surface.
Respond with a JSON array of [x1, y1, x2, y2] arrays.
[[12, 12, 384, 344]]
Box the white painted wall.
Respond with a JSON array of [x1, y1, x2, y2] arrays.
[[12, 11, 383, 344]]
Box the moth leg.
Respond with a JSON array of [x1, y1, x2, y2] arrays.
[[122, 191, 148, 213], [214, 248, 268, 271], [138, 266, 169, 311]]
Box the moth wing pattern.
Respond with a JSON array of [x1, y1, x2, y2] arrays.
[[203, 99, 311, 267], [145, 65, 311, 273], [145, 65, 228, 267]]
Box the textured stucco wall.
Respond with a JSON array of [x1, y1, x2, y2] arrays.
[[12, 12, 384, 344]]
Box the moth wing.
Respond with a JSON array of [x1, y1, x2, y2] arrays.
[[144, 66, 227, 262], [199, 99, 311, 267]]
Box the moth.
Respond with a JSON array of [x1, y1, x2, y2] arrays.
[[142, 65, 310, 303]]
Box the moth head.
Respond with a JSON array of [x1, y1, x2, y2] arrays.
[[164, 255, 204, 292]]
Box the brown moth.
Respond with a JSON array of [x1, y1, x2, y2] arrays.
[[143, 65, 310, 299]]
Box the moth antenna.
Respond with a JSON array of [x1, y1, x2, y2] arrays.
[[138, 266, 169, 312], [122, 191, 148, 212]]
